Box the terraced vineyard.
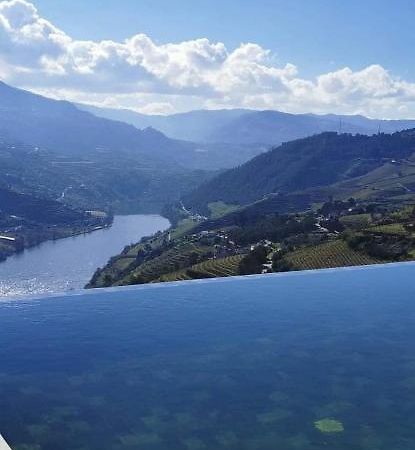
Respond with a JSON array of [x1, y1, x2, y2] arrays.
[[120, 241, 214, 284], [286, 239, 383, 271], [190, 254, 244, 277], [157, 254, 245, 282]]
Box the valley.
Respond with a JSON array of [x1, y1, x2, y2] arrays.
[[3, 4, 415, 450], [0, 82, 217, 267], [3, 81, 415, 294]]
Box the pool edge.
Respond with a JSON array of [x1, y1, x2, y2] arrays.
[[0, 435, 12, 450], [1, 259, 415, 303]]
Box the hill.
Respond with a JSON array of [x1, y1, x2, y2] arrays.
[[184, 131, 415, 213]]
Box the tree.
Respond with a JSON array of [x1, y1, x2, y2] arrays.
[[239, 245, 268, 275], [103, 274, 113, 287]]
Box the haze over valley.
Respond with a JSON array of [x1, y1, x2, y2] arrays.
[[1, 77, 415, 292]]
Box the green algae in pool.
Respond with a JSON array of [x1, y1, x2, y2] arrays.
[[1, 263, 415, 450]]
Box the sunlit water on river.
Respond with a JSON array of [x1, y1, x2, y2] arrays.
[[0, 215, 169, 297]]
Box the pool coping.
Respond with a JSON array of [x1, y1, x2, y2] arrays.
[[1, 259, 415, 303], [0, 435, 11, 450]]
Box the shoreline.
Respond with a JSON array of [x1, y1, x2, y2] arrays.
[[0, 214, 170, 298], [0, 221, 113, 265]]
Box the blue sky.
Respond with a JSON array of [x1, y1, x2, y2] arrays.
[[32, 0, 415, 80], [1, 0, 415, 117]]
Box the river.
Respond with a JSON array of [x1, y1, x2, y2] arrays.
[[0, 215, 170, 297]]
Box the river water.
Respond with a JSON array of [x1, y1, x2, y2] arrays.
[[0, 215, 169, 297]]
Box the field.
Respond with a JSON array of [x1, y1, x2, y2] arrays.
[[339, 213, 372, 229], [170, 218, 198, 239], [208, 202, 240, 219], [368, 223, 409, 235], [157, 255, 244, 282], [286, 239, 383, 271], [320, 161, 415, 207]]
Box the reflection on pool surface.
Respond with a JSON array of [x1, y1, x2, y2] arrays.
[[1, 263, 415, 450]]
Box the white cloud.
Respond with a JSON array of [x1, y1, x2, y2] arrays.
[[1, 0, 415, 117]]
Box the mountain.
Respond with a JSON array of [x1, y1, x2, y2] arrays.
[[0, 82, 171, 162], [209, 111, 415, 145], [78, 103, 415, 146], [314, 113, 415, 134], [184, 130, 415, 212]]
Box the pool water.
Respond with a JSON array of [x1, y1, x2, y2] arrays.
[[1, 263, 415, 450]]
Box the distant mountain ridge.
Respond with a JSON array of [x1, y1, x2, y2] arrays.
[[0, 81, 193, 169], [78, 102, 415, 146], [209, 110, 415, 145], [0, 82, 220, 214], [0, 81, 267, 170], [76, 105, 249, 143]]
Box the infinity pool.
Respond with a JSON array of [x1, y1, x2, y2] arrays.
[[1, 263, 415, 450]]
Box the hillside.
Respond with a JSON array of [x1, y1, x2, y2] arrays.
[[88, 196, 415, 289], [0, 185, 110, 262], [184, 131, 415, 212], [0, 139, 214, 214], [0, 187, 85, 224]]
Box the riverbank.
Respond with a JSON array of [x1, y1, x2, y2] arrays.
[[0, 218, 112, 264], [0, 215, 170, 297]]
